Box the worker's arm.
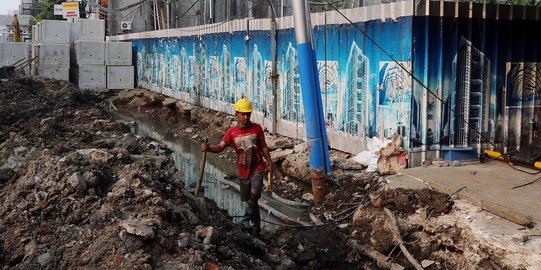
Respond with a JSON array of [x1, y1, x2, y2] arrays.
[[201, 141, 227, 153], [260, 140, 273, 174]]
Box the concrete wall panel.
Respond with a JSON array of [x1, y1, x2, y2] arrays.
[[41, 20, 70, 44], [107, 66, 134, 89], [74, 41, 105, 65], [105, 42, 133, 65], [75, 65, 106, 90]]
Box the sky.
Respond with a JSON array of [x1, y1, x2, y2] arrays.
[[0, 0, 20, 15]]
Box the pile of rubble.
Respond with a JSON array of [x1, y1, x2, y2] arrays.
[[2, 78, 535, 269]]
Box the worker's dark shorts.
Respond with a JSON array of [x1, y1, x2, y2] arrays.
[[239, 172, 263, 202]]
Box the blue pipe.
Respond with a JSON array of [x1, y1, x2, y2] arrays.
[[311, 48, 332, 174], [297, 42, 327, 172]]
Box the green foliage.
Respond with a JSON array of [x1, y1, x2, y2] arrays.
[[32, 0, 64, 25]]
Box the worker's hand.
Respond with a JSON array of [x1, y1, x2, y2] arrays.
[[266, 163, 273, 175], [201, 143, 208, 152]]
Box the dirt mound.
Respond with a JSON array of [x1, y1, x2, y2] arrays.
[[2, 81, 525, 270], [0, 78, 278, 269]]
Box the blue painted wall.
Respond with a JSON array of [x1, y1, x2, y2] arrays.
[[132, 16, 414, 151], [128, 3, 541, 162], [412, 15, 541, 156]]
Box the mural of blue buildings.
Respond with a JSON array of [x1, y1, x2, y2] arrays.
[[128, 1, 541, 164]]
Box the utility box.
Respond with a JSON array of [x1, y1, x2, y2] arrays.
[[38, 67, 69, 81], [40, 20, 70, 44], [105, 42, 132, 65], [107, 66, 134, 89], [74, 65, 106, 90], [74, 41, 105, 65], [0, 42, 28, 67], [39, 44, 70, 67], [78, 19, 105, 41]]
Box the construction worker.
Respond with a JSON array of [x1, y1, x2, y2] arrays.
[[201, 98, 273, 234]]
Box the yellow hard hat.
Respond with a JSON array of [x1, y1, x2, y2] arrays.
[[234, 98, 253, 113]]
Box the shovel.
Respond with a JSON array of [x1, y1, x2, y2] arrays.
[[266, 172, 272, 194], [195, 138, 208, 196], [194, 138, 208, 216]]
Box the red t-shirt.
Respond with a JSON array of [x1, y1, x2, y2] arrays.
[[222, 123, 266, 180]]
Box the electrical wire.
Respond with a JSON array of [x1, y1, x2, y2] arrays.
[[174, 0, 267, 32], [484, 152, 541, 175], [259, 179, 384, 228], [173, 0, 200, 20], [512, 176, 541, 189], [323, 0, 498, 150]]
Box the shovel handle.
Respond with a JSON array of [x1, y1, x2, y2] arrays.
[[195, 138, 208, 196], [267, 172, 272, 193]]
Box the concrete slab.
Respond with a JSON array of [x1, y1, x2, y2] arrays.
[[387, 160, 541, 226], [107, 65, 134, 89]]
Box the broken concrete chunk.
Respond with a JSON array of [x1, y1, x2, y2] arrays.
[[89, 150, 114, 164], [162, 98, 177, 107], [333, 158, 366, 170], [270, 149, 294, 162], [6, 155, 27, 170], [14, 146, 29, 156], [267, 137, 295, 151], [421, 260, 435, 268], [302, 193, 314, 201], [293, 143, 308, 154], [119, 220, 155, 239], [421, 159, 432, 167], [68, 172, 88, 192], [196, 226, 216, 245], [184, 127, 194, 133], [37, 252, 52, 267], [432, 160, 449, 167], [40, 117, 56, 126], [83, 171, 98, 188], [76, 148, 98, 156], [281, 155, 310, 183]]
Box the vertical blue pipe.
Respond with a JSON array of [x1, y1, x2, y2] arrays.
[[292, 0, 330, 175], [312, 47, 332, 173]]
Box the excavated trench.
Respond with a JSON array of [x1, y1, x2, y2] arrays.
[[108, 109, 309, 231]]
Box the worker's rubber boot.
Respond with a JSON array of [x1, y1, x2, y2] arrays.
[[250, 201, 261, 235], [238, 201, 252, 230]]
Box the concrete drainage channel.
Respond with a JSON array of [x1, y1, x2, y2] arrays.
[[109, 109, 309, 232]]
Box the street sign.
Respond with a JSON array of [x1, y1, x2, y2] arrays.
[[54, 4, 63, 15], [62, 2, 80, 19]]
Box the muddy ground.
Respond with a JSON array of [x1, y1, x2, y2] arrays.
[[0, 77, 519, 269]]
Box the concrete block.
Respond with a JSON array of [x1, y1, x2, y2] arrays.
[[105, 42, 132, 65], [107, 66, 134, 89], [38, 67, 69, 81], [70, 21, 79, 43], [38, 44, 70, 67], [78, 19, 105, 41], [74, 41, 105, 65], [1, 42, 27, 67], [41, 20, 70, 44], [75, 65, 106, 90]]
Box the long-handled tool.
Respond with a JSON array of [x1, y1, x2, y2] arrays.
[[266, 172, 272, 194], [195, 138, 208, 196]]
